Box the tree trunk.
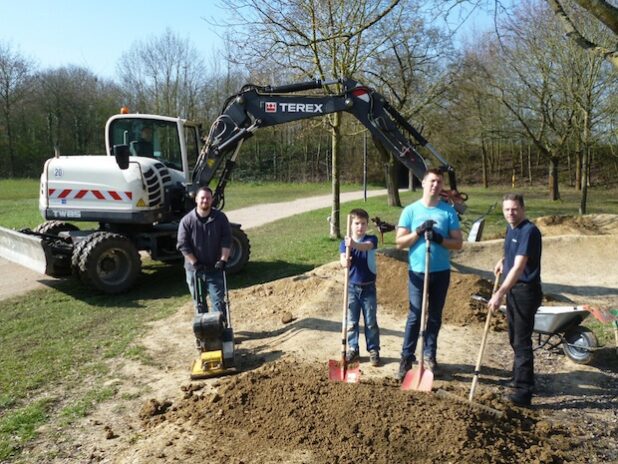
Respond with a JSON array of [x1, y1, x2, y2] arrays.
[[579, 147, 588, 214], [527, 143, 532, 184], [481, 137, 488, 188], [579, 110, 591, 214], [548, 156, 561, 200], [374, 138, 401, 207], [330, 113, 342, 239], [4, 111, 15, 177]]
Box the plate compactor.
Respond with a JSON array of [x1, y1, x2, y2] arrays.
[[190, 270, 236, 379]]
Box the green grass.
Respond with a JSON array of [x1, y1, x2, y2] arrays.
[[1, 179, 618, 460]]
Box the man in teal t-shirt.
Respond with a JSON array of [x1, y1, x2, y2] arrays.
[[395, 168, 462, 381]]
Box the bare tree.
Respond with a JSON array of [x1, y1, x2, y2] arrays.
[[0, 42, 35, 177], [479, 2, 591, 200], [364, 7, 456, 205], [220, 0, 405, 238], [440, 0, 618, 70], [117, 29, 208, 119]]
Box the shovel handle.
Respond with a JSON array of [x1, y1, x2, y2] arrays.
[[469, 272, 501, 401], [417, 233, 431, 377], [340, 215, 353, 371]]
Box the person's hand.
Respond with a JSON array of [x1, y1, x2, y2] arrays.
[[415, 220, 435, 236], [426, 229, 443, 244], [487, 292, 503, 313], [192, 262, 205, 272], [214, 260, 227, 271]]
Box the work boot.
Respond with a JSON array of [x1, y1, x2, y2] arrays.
[[345, 349, 359, 364], [505, 390, 532, 408], [369, 350, 381, 367], [396, 357, 413, 382]]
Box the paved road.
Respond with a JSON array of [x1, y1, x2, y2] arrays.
[[0, 189, 388, 301]]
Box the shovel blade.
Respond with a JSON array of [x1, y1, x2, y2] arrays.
[[401, 366, 433, 391], [328, 359, 361, 383]]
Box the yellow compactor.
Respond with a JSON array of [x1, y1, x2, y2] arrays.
[[190, 270, 235, 379]]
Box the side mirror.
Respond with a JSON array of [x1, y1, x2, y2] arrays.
[[113, 144, 130, 170]]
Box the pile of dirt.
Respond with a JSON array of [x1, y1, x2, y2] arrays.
[[376, 253, 505, 329], [138, 360, 589, 464], [534, 214, 618, 237]]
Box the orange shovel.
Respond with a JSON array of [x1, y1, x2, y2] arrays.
[[328, 214, 360, 383], [402, 232, 433, 391]]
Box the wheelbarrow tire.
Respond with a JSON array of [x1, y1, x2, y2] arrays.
[[562, 326, 597, 364]]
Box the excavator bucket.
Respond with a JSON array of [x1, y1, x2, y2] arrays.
[[0, 226, 49, 275]]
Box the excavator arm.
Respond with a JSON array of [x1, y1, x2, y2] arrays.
[[193, 78, 466, 214]]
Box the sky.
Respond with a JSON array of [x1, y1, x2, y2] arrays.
[[0, 0, 227, 79], [0, 1, 500, 81]]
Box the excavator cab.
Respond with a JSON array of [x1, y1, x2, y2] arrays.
[[106, 115, 201, 177]]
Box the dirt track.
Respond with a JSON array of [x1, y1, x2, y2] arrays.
[[13, 214, 618, 463]]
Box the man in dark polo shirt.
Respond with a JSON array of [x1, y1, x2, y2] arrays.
[[488, 193, 543, 407]]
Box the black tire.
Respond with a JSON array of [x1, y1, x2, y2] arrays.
[[562, 326, 598, 364], [34, 221, 79, 277], [34, 220, 79, 236], [73, 232, 141, 293], [227, 226, 250, 275]]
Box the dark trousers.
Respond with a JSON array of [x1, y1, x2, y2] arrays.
[[507, 282, 542, 398]]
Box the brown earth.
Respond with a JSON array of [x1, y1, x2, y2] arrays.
[[19, 215, 618, 463]]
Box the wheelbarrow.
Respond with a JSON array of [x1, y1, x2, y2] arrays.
[[531, 305, 599, 364], [473, 296, 602, 365]]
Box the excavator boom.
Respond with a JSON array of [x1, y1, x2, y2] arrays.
[[193, 78, 466, 213]]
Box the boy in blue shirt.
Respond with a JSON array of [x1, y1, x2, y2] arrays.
[[340, 208, 381, 367]]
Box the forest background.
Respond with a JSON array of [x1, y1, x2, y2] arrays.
[[1, 0, 616, 228]]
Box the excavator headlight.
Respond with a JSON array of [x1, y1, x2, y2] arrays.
[[344, 98, 353, 108]]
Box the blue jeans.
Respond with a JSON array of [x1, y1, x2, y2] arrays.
[[401, 269, 450, 361], [185, 269, 227, 317], [346, 282, 380, 353]]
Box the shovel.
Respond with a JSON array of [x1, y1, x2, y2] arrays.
[[402, 233, 433, 392], [328, 214, 360, 383], [469, 272, 501, 401]]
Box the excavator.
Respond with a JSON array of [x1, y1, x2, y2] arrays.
[[0, 77, 469, 377]]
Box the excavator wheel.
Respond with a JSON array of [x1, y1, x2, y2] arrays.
[[33, 220, 79, 236], [72, 232, 141, 293], [227, 226, 250, 275], [33, 221, 79, 276]]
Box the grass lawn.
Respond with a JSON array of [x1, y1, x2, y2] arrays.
[[0, 179, 617, 460]]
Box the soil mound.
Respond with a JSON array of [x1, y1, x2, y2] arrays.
[[376, 253, 505, 329], [139, 360, 588, 464], [534, 214, 618, 237]]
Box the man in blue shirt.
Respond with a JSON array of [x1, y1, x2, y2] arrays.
[[395, 168, 463, 381], [488, 193, 542, 407]]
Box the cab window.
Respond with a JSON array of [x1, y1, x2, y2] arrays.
[[109, 118, 183, 171]]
